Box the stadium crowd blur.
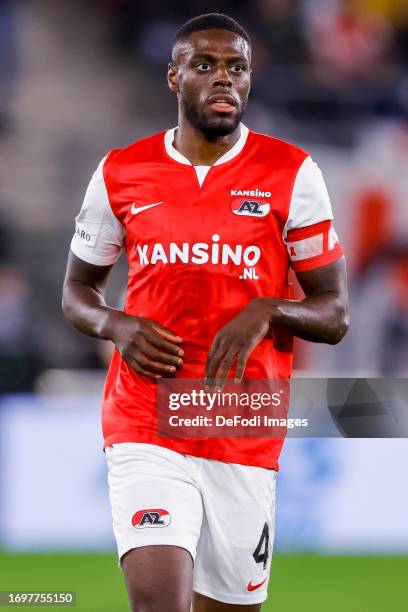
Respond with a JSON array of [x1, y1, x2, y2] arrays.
[[1, 0, 408, 393]]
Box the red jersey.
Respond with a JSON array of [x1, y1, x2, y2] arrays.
[[70, 124, 343, 468]]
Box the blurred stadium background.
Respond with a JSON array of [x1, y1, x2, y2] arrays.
[[0, 0, 407, 610]]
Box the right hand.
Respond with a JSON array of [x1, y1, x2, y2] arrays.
[[108, 311, 183, 379]]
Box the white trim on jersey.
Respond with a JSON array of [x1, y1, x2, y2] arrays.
[[283, 156, 334, 239], [70, 156, 125, 266], [164, 123, 250, 171], [194, 165, 211, 187]]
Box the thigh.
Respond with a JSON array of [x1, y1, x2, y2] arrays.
[[105, 442, 203, 567], [123, 544, 193, 612], [192, 591, 261, 611], [193, 460, 277, 607]]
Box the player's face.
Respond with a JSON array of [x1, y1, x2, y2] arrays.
[[169, 29, 251, 137]]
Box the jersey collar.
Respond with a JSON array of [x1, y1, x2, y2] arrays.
[[164, 123, 249, 167]]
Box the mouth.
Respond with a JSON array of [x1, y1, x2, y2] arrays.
[[207, 93, 237, 113]]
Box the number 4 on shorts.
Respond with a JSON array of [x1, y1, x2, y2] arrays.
[[253, 522, 269, 570]]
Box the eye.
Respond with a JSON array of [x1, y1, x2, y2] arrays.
[[196, 63, 211, 71], [231, 65, 245, 73]]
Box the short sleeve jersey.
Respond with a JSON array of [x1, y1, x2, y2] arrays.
[[70, 124, 343, 469]]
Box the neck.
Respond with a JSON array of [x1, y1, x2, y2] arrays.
[[173, 115, 241, 166]]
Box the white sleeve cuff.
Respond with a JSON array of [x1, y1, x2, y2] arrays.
[[70, 155, 125, 265], [70, 240, 121, 266], [284, 156, 334, 238]]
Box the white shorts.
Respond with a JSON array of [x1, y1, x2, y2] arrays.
[[105, 442, 277, 605]]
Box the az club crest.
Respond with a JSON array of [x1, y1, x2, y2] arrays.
[[132, 508, 171, 529], [231, 199, 270, 217]]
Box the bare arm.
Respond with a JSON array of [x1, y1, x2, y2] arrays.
[[266, 256, 348, 344], [62, 251, 184, 379], [62, 251, 115, 340], [205, 257, 349, 388]]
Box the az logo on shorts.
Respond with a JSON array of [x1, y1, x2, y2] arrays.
[[132, 508, 171, 529]]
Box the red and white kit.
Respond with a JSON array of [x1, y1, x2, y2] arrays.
[[71, 124, 342, 469], [71, 125, 343, 603]]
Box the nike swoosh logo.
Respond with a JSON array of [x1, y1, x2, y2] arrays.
[[247, 577, 267, 592], [131, 201, 163, 215]]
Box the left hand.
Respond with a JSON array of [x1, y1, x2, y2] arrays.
[[205, 298, 274, 390]]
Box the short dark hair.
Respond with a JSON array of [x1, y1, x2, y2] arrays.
[[173, 13, 251, 50]]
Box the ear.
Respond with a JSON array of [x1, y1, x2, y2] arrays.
[[167, 61, 179, 93]]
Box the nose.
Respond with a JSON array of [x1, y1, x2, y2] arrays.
[[212, 63, 232, 88]]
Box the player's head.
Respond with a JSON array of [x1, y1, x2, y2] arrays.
[[168, 13, 251, 138]]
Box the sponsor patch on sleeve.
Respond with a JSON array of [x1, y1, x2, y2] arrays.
[[74, 223, 98, 248]]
